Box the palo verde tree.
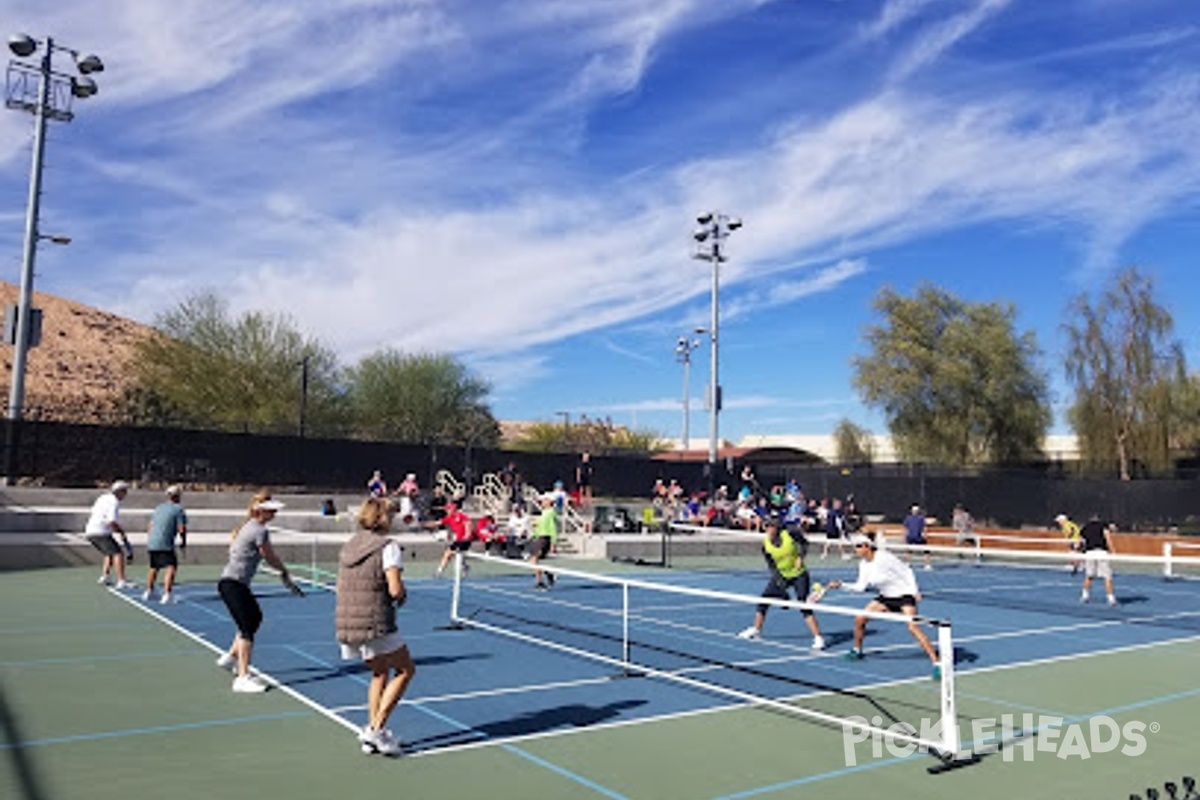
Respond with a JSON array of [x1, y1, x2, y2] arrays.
[[128, 292, 342, 434], [1063, 266, 1188, 479], [852, 284, 1050, 466], [344, 349, 499, 446]]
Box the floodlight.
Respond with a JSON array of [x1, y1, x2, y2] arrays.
[[8, 34, 36, 58], [726, 217, 743, 230], [75, 53, 104, 74], [693, 228, 709, 242], [71, 76, 98, 98]]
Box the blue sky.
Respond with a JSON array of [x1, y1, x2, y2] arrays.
[[2, 0, 1198, 445]]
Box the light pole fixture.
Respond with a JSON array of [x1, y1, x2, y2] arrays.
[[5, 33, 104, 431], [674, 332, 702, 452], [692, 211, 742, 474]]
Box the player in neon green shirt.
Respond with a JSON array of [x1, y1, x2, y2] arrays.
[[530, 495, 559, 590], [737, 518, 826, 650]]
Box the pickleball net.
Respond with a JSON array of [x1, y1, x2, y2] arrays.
[[873, 534, 1200, 631], [449, 551, 963, 758]]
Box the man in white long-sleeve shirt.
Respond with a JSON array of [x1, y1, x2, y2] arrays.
[[828, 532, 941, 679]]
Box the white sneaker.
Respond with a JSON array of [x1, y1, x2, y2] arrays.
[[216, 653, 237, 671], [737, 626, 761, 640], [1107, 596, 1118, 607], [232, 674, 269, 693], [142, 589, 153, 601], [360, 727, 403, 756], [97, 575, 112, 585], [160, 592, 177, 605], [923, 564, 933, 571], [811, 636, 826, 651], [115, 580, 136, 590], [1080, 594, 1090, 604]]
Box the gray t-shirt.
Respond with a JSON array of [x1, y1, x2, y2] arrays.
[[147, 502, 187, 551], [221, 519, 270, 584]]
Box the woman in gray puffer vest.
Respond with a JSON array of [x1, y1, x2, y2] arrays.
[[335, 496, 415, 757]]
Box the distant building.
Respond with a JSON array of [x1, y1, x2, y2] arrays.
[[659, 433, 1080, 464]]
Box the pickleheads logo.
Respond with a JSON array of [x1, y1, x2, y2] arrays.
[[841, 713, 1155, 766]]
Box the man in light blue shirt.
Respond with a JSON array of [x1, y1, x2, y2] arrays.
[[143, 485, 188, 604]]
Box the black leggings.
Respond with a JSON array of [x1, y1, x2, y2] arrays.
[[218, 578, 263, 642], [757, 572, 813, 617]]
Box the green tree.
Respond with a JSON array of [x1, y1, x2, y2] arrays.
[[852, 284, 1050, 465], [128, 293, 343, 434], [1063, 266, 1187, 479], [833, 419, 874, 465], [509, 416, 666, 454], [344, 350, 498, 445]]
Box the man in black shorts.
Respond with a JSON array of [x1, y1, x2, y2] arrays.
[[828, 533, 941, 679]]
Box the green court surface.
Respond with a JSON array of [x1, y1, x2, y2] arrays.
[[2, 566, 1196, 800]]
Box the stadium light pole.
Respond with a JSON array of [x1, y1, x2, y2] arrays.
[[692, 212, 742, 479], [674, 333, 702, 453], [3, 34, 103, 483], [4, 34, 103, 423]]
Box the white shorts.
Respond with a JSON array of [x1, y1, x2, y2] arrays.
[[1084, 551, 1112, 579], [339, 629, 408, 662]]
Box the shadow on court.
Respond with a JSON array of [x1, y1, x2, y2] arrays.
[[0, 683, 50, 800], [407, 699, 648, 751]]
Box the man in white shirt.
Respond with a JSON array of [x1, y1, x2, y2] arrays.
[[828, 532, 941, 679], [85, 480, 135, 589]]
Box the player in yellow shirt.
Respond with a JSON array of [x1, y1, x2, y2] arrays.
[[1055, 514, 1082, 574], [737, 517, 825, 650]]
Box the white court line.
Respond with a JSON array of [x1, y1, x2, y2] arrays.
[[108, 588, 360, 736]]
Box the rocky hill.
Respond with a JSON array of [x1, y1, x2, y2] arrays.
[[0, 281, 153, 422]]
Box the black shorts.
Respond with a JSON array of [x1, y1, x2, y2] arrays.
[[758, 572, 813, 617], [218, 578, 263, 642], [148, 550, 178, 569], [876, 594, 918, 614], [531, 536, 552, 559], [86, 533, 122, 556], [449, 538, 473, 552]]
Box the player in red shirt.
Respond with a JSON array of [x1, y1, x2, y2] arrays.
[[435, 502, 475, 578]]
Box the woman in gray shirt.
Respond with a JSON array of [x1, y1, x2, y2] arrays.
[[215, 492, 301, 693]]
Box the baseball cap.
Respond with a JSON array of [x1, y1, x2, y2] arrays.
[[1055, 513, 1068, 522], [165, 484, 182, 498], [253, 499, 285, 512], [111, 480, 130, 492]]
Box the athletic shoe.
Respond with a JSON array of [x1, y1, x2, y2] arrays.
[[923, 564, 933, 571], [737, 626, 761, 640], [232, 674, 269, 693], [811, 635, 826, 651], [844, 648, 864, 661], [1080, 594, 1090, 604], [534, 582, 548, 591], [97, 575, 112, 585], [115, 580, 136, 590], [141, 589, 153, 601], [361, 727, 403, 756], [160, 592, 177, 605], [931, 665, 942, 681], [216, 652, 237, 671], [1107, 596, 1118, 607]]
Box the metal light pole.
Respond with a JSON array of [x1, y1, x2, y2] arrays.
[[674, 333, 701, 452], [3, 34, 103, 481], [692, 212, 742, 475]]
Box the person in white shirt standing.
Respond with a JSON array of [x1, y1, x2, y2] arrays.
[[85, 480, 135, 589], [828, 532, 941, 679]]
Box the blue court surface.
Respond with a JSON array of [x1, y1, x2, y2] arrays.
[[114, 551, 1200, 759]]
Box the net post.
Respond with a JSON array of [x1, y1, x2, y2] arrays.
[[450, 552, 463, 624], [311, 531, 318, 583], [622, 582, 631, 670], [937, 622, 960, 757], [973, 535, 982, 564], [1163, 542, 1173, 579]]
